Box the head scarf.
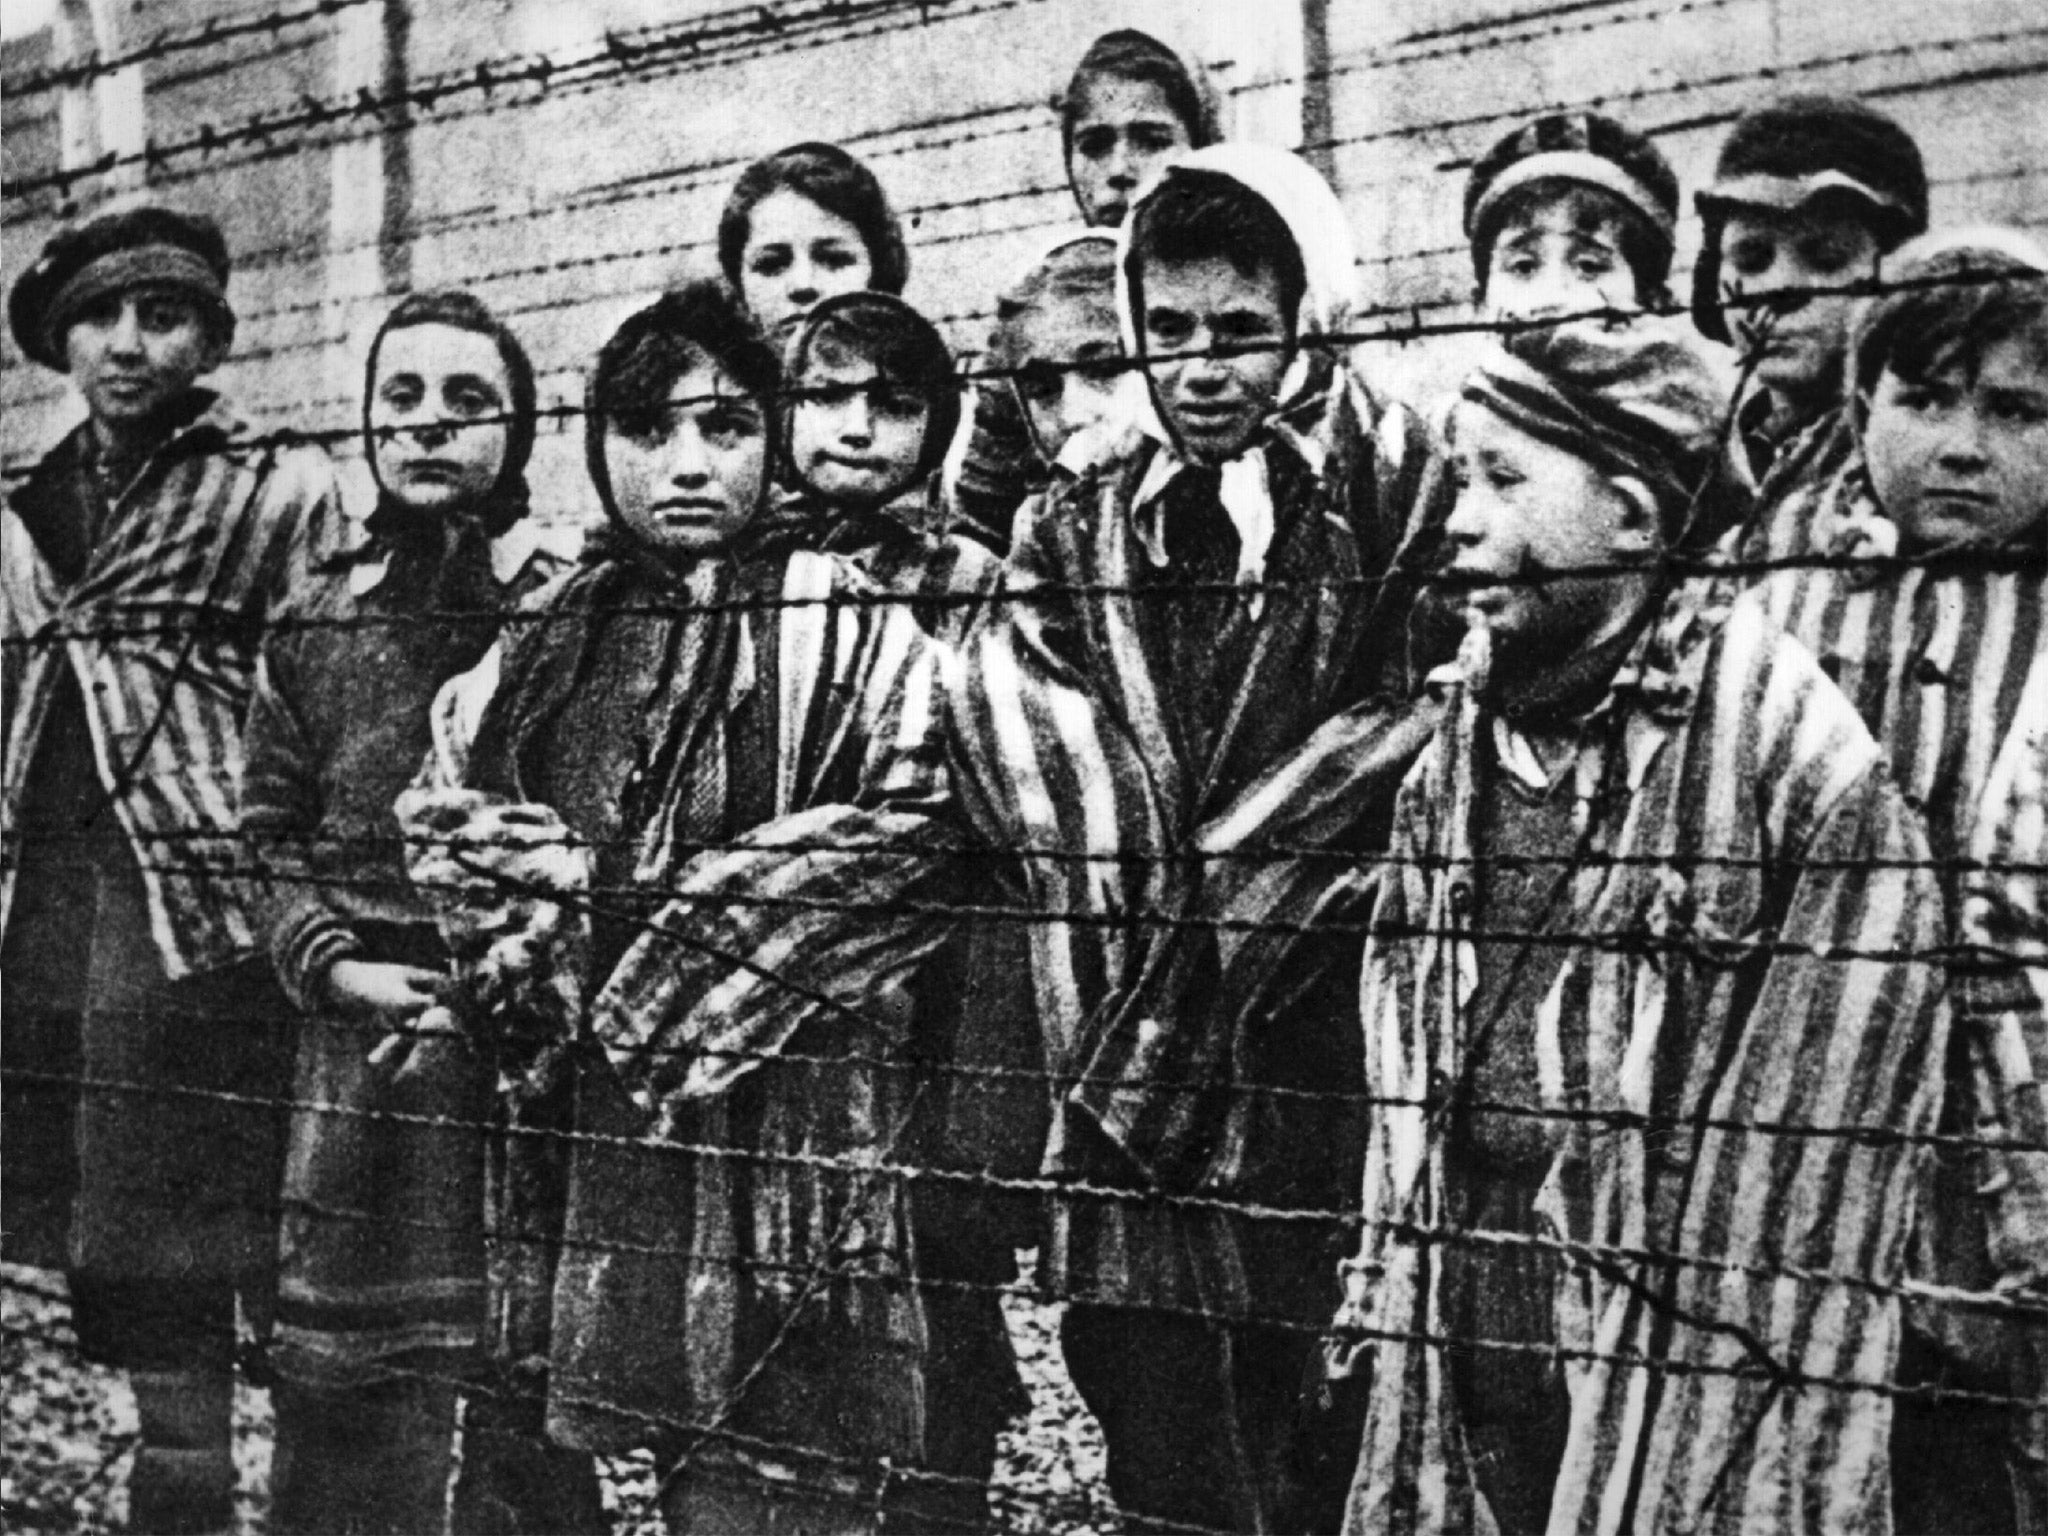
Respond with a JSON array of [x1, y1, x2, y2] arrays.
[[1058, 28, 1225, 169]]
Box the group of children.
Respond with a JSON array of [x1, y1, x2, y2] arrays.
[[3, 24, 2044, 1536]]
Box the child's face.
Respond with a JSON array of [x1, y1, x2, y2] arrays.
[[740, 190, 874, 341], [1444, 403, 1659, 672], [64, 285, 224, 435], [1863, 323, 2048, 550], [1139, 253, 1290, 465], [370, 322, 512, 516], [604, 352, 769, 556], [1718, 204, 1883, 408], [1009, 298, 1122, 463], [1068, 77, 1192, 229], [1486, 189, 1640, 323], [789, 347, 932, 503]]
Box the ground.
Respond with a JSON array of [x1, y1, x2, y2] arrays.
[[1, 1259, 1117, 1535]]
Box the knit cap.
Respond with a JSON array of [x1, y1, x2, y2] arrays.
[[1692, 95, 1928, 343], [10, 202, 234, 371], [1461, 320, 1728, 541], [1465, 113, 1680, 292]]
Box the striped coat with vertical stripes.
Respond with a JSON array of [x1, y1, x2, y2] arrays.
[[2, 397, 339, 976], [1753, 478, 2048, 1370], [1335, 582, 1947, 1536], [947, 371, 1447, 1311]]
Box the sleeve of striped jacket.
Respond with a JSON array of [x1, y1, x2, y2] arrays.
[[254, 443, 348, 616], [1961, 646, 2048, 1290], [589, 591, 959, 1117]]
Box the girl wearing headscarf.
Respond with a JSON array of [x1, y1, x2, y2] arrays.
[[949, 144, 1449, 1533], [241, 290, 586, 1533], [402, 280, 968, 1533], [946, 31, 1224, 550]]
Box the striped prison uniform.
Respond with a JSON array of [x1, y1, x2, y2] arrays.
[[1335, 581, 1947, 1536], [416, 540, 966, 1526], [1753, 479, 2048, 1529]]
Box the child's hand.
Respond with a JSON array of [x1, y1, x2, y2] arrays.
[[323, 959, 444, 1022]]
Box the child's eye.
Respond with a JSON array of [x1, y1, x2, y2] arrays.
[[871, 386, 927, 421], [1498, 254, 1539, 279], [1074, 127, 1116, 161], [137, 299, 190, 332], [446, 386, 497, 417], [1573, 253, 1616, 278], [380, 380, 425, 412], [1988, 392, 2048, 427], [1015, 363, 1063, 406], [749, 247, 793, 278], [1726, 237, 1775, 278], [1796, 234, 1858, 275], [815, 245, 860, 272], [1146, 313, 1195, 347], [1131, 126, 1180, 155]]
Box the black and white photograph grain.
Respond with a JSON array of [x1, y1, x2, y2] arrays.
[[2, 0, 2046, 1531]]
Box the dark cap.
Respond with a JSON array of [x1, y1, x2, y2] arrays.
[[9, 202, 234, 371], [1692, 96, 1928, 343], [1465, 112, 1680, 288]]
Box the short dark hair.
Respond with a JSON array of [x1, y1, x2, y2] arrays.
[[586, 281, 779, 510], [1474, 180, 1672, 306], [987, 236, 1119, 373], [785, 290, 961, 483], [1850, 246, 2048, 420], [717, 142, 909, 300], [1059, 30, 1218, 157], [1126, 169, 1307, 337], [366, 289, 538, 533]]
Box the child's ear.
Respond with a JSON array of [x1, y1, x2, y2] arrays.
[[1610, 475, 1665, 554]]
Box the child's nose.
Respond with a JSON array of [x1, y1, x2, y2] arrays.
[[670, 425, 713, 483], [1936, 408, 1992, 469]]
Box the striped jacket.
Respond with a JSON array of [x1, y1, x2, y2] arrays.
[[1732, 400, 1856, 575], [420, 545, 958, 1465], [1336, 584, 1947, 1536], [1754, 479, 2048, 1318], [1962, 647, 2048, 1291], [2, 397, 339, 977], [948, 373, 1447, 1306]]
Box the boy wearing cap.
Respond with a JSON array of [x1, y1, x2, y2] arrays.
[[1328, 321, 1945, 1535], [2, 203, 338, 1530], [1692, 94, 1929, 567], [1464, 111, 1682, 324]]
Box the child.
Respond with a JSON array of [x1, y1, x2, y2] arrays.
[[1, 202, 338, 1533], [1691, 94, 1928, 565], [1328, 321, 1945, 1535], [950, 143, 1448, 1533], [945, 230, 1123, 548], [718, 140, 909, 342], [779, 285, 1035, 1512], [944, 29, 1221, 555], [403, 280, 972, 1533], [1751, 230, 2048, 1534], [1059, 28, 1223, 230], [777, 288, 992, 627], [240, 290, 588, 1534], [1464, 111, 1680, 322]]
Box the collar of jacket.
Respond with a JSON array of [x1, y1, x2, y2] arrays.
[[1127, 400, 1332, 610], [1430, 576, 1730, 824], [331, 459, 578, 596]]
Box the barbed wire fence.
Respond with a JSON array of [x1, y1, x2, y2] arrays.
[[4, 1, 2047, 1532]]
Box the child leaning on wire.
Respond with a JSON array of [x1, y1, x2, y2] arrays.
[[1750, 228, 2048, 1535], [1326, 318, 1947, 1536]]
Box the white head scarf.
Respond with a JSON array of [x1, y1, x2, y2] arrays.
[[1110, 144, 1362, 594]]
